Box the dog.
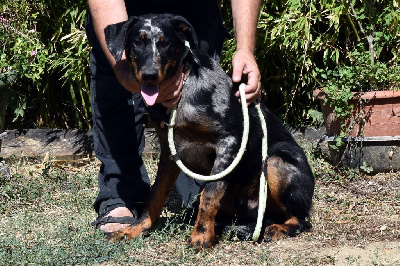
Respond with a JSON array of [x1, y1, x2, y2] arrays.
[[104, 13, 315, 251]]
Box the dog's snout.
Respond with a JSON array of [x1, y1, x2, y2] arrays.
[[142, 69, 159, 82]]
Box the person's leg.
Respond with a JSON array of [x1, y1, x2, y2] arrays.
[[85, 3, 228, 228], [86, 13, 150, 232], [90, 78, 150, 232]]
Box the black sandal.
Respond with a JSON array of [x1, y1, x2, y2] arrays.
[[91, 208, 139, 228]]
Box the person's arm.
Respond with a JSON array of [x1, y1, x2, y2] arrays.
[[231, 0, 262, 104], [88, 0, 182, 106], [88, 0, 141, 94]]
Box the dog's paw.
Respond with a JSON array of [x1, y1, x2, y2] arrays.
[[263, 224, 288, 243], [187, 231, 215, 252], [105, 226, 147, 242]]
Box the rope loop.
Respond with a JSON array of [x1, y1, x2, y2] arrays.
[[167, 83, 268, 241]]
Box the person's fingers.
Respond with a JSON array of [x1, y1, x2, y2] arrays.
[[160, 83, 182, 107], [161, 95, 181, 108], [245, 70, 261, 103], [235, 85, 260, 104], [232, 55, 245, 83], [232, 50, 261, 104], [157, 65, 184, 102], [234, 68, 261, 104], [158, 67, 185, 106]]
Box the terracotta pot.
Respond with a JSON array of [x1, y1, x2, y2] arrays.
[[313, 89, 400, 137]]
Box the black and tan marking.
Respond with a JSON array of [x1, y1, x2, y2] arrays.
[[104, 14, 315, 252]]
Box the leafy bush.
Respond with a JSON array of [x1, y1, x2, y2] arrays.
[[315, 0, 400, 139], [222, 0, 400, 125], [1, 0, 399, 129], [1, 0, 90, 129], [223, 0, 345, 124], [319, 46, 400, 131]]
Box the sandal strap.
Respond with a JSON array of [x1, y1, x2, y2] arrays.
[[91, 215, 137, 227]]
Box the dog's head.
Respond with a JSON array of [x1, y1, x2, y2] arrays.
[[105, 14, 198, 105]]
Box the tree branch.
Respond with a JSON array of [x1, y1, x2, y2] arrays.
[[349, 3, 375, 64]]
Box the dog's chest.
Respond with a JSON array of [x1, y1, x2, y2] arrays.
[[174, 101, 217, 145], [171, 102, 218, 173]]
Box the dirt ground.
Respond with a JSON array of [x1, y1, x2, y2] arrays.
[[1, 127, 399, 264], [0, 155, 399, 264], [261, 171, 400, 265], [147, 155, 400, 264]]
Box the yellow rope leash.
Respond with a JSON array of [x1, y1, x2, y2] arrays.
[[168, 84, 249, 181], [252, 101, 268, 241], [167, 83, 268, 241]]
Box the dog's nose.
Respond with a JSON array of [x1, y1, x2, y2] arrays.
[[142, 69, 159, 82]]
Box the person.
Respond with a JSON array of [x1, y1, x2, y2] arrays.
[[86, 0, 262, 233]]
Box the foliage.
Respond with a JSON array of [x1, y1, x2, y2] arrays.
[[1, 0, 400, 128], [319, 46, 400, 139], [0, 2, 49, 123], [0, 4, 48, 82], [315, 1, 400, 139], [0, 0, 90, 129], [223, 0, 344, 123], [221, 0, 400, 125]]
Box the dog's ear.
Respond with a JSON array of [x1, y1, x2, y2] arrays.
[[104, 17, 139, 62], [170, 16, 198, 51]]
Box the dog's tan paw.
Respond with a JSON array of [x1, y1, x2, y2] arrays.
[[187, 231, 215, 252], [106, 225, 147, 242], [263, 224, 289, 243]]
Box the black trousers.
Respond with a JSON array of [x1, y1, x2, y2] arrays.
[[85, 2, 227, 216]]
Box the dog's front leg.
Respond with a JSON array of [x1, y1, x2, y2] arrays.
[[188, 136, 238, 251], [109, 125, 181, 241], [188, 180, 227, 252]]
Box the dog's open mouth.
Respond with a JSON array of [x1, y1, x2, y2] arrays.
[[141, 84, 159, 106]]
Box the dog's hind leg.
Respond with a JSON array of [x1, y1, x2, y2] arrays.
[[263, 215, 311, 242], [262, 152, 314, 242]]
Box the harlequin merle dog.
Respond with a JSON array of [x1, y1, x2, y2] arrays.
[[104, 13, 314, 251]]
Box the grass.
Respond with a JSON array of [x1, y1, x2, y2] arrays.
[[0, 140, 399, 265]]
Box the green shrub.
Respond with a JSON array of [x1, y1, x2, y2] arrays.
[[1, 0, 399, 129], [1, 0, 90, 129], [222, 0, 400, 125], [316, 1, 400, 140]]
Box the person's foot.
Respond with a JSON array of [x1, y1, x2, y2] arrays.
[[99, 207, 134, 233]]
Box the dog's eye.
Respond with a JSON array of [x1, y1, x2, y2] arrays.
[[160, 41, 170, 48], [134, 40, 143, 47]]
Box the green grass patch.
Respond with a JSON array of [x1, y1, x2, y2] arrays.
[[1, 146, 399, 264]]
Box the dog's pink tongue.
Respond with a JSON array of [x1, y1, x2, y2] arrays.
[[141, 84, 159, 106]]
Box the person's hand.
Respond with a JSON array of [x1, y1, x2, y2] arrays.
[[157, 65, 185, 108], [113, 59, 141, 94], [232, 49, 261, 104]]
